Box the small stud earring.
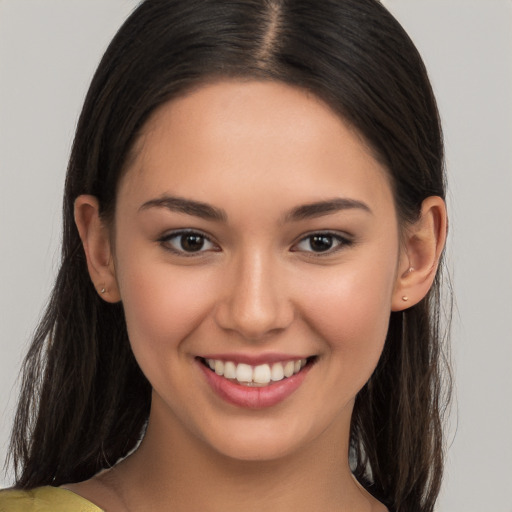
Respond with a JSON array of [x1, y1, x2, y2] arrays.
[[100, 287, 106, 294], [408, 267, 415, 273], [402, 296, 409, 302]]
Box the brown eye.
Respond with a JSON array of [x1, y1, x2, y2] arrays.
[[292, 232, 352, 255], [309, 235, 334, 252], [159, 230, 218, 255], [180, 234, 206, 252]]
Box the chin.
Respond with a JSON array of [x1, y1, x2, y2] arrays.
[[196, 414, 329, 464], [211, 435, 304, 463]]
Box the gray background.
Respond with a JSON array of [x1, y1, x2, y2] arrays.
[[1, 1, 511, 510]]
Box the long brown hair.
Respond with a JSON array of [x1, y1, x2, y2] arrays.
[[8, 1, 451, 510]]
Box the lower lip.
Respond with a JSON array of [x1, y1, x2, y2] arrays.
[[198, 361, 311, 409]]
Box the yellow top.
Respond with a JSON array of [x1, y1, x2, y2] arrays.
[[0, 486, 104, 512]]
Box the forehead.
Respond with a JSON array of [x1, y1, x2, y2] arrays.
[[118, 80, 395, 219]]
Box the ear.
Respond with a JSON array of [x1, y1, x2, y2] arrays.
[[391, 196, 447, 311], [74, 195, 121, 303]]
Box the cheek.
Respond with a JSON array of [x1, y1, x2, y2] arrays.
[[115, 252, 217, 366], [296, 254, 397, 378]]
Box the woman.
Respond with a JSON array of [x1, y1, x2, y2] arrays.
[[1, 0, 450, 511]]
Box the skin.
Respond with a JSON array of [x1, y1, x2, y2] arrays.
[[71, 80, 447, 512]]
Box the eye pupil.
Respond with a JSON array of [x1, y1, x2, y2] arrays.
[[310, 235, 333, 252], [181, 234, 204, 252]]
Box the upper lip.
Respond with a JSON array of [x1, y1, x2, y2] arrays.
[[197, 353, 314, 366]]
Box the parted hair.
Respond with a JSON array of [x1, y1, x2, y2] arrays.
[[8, 1, 451, 511]]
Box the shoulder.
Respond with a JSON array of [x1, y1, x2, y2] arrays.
[[0, 486, 104, 512]]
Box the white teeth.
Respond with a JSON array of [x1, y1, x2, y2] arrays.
[[236, 363, 253, 383], [283, 361, 295, 378], [214, 360, 224, 375], [253, 364, 271, 384], [271, 362, 285, 381], [223, 361, 237, 379], [205, 358, 308, 385]]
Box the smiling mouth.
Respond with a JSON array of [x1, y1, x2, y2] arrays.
[[199, 357, 316, 387]]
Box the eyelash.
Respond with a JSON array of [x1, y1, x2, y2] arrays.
[[291, 231, 353, 256], [158, 230, 353, 257], [158, 230, 219, 257]]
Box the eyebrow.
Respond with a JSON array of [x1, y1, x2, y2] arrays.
[[139, 196, 228, 222], [139, 195, 372, 222], [285, 197, 372, 221]]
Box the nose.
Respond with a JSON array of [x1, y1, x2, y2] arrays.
[[214, 251, 294, 341]]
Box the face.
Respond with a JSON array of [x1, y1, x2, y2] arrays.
[[111, 80, 403, 461]]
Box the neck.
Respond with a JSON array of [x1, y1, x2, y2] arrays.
[[109, 399, 378, 512]]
